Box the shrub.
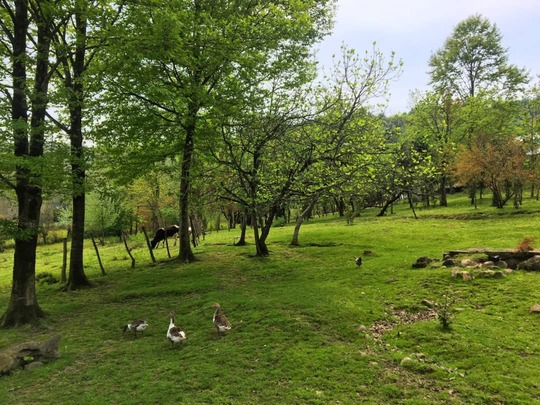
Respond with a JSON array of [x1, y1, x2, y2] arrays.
[[36, 272, 59, 285]]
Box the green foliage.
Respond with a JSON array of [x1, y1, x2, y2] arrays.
[[428, 14, 529, 100], [0, 193, 539, 403], [436, 293, 454, 330], [35, 272, 59, 285]]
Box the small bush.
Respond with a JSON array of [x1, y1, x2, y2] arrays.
[[36, 272, 59, 285], [437, 294, 454, 330], [516, 236, 535, 252]]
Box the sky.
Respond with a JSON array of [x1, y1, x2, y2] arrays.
[[316, 0, 540, 115]]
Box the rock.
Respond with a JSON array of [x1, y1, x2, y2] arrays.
[[412, 256, 433, 269], [400, 357, 413, 365], [482, 261, 495, 268], [24, 361, 44, 371], [505, 259, 521, 270], [461, 258, 478, 267], [357, 325, 368, 333], [477, 270, 505, 279], [451, 269, 472, 280], [442, 259, 456, 267], [461, 271, 473, 280], [517, 255, 540, 271], [495, 261, 508, 269], [0, 353, 15, 375], [0, 335, 61, 376], [529, 304, 540, 313], [421, 299, 435, 308]]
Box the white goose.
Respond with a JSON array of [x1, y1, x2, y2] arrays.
[[167, 312, 187, 348], [212, 303, 232, 334], [123, 319, 149, 337]]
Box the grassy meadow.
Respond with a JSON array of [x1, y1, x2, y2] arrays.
[[0, 193, 539, 404]]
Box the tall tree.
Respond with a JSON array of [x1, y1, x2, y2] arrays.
[[49, 0, 125, 290], [428, 14, 528, 100], [0, 0, 54, 326], [99, 0, 335, 262]]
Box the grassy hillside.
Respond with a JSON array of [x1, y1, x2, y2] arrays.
[[0, 194, 539, 404]]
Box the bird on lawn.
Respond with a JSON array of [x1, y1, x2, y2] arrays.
[[212, 303, 232, 334], [167, 312, 187, 348], [354, 256, 363, 266], [123, 319, 149, 337]]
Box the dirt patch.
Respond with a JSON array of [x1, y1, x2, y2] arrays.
[[370, 308, 438, 342]]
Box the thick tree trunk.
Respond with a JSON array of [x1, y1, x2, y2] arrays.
[[234, 212, 247, 246], [66, 8, 90, 290], [253, 213, 269, 257], [2, 0, 47, 326], [3, 190, 45, 326], [439, 174, 448, 207]]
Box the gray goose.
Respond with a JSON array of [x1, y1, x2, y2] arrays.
[[167, 312, 187, 348], [212, 303, 232, 334], [123, 319, 148, 337]]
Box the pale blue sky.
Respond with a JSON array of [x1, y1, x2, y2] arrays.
[[316, 0, 540, 114]]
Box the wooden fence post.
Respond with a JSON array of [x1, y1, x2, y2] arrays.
[[122, 232, 136, 268], [90, 233, 106, 275], [142, 227, 156, 263]]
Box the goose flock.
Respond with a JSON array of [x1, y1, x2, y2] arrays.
[[122, 303, 231, 347]]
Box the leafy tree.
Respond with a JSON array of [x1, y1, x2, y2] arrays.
[[47, 1, 126, 290], [428, 14, 529, 100], [519, 83, 540, 197], [407, 92, 463, 206], [212, 45, 401, 254], [453, 135, 526, 208], [97, 0, 335, 262], [0, 0, 56, 326]]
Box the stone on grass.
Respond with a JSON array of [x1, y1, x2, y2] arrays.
[[517, 256, 540, 271], [451, 269, 472, 280], [529, 304, 540, 313], [0, 335, 61, 376]]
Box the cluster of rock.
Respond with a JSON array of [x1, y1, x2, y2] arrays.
[[0, 335, 61, 376], [412, 250, 540, 277]]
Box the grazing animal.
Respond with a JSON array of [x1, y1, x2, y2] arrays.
[[150, 225, 180, 249], [167, 312, 187, 348], [354, 256, 363, 266], [123, 319, 149, 337], [212, 303, 232, 334]]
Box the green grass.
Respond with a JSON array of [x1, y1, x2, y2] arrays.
[[0, 193, 539, 404]]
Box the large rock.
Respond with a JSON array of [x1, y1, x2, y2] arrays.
[[0, 334, 61, 376], [517, 255, 540, 271]]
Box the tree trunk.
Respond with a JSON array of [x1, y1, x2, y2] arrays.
[[66, 7, 90, 290], [377, 193, 402, 217], [290, 199, 316, 246], [177, 119, 195, 263], [235, 212, 247, 246], [440, 174, 448, 207], [2, 0, 47, 326], [253, 212, 269, 257], [334, 195, 346, 217]]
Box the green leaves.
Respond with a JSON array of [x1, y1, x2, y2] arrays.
[[428, 14, 529, 100]]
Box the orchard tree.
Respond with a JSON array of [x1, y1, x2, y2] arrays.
[[428, 14, 528, 100], [98, 0, 336, 262], [212, 45, 401, 255], [453, 135, 526, 208], [407, 92, 463, 206]]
